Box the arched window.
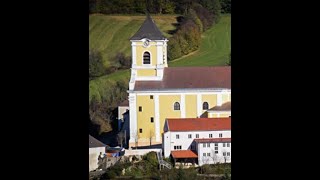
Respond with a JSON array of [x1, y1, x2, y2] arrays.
[[174, 102, 180, 110], [143, 52, 150, 64], [203, 102, 209, 110]]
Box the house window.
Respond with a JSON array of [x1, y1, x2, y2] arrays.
[[150, 95, 153, 99], [227, 152, 230, 156], [207, 143, 210, 147], [174, 145, 182, 150], [188, 134, 192, 139], [215, 151, 218, 154], [176, 134, 179, 139], [215, 147, 218, 150], [196, 134, 199, 138], [219, 133, 223, 137], [174, 102, 180, 110], [139, 129, 142, 133], [209, 134, 213, 138], [203, 143, 206, 148], [203, 153, 206, 156], [190, 145, 195, 150], [207, 153, 210, 157], [215, 143, 218, 146], [139, 106, 142, 112], [223, 152, 226, 156], [203, 102, 209, 110], [143, 52, 150, 64], [227, 143, 230, 147], [150, 117, 154, 123], [223, 143, 226, 147]]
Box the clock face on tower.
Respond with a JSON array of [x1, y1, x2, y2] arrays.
[[143, 39, 150, 47]]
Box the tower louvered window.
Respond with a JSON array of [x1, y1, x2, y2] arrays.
[[143, 52, 150, 64]]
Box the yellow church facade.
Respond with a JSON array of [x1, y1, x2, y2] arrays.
[[127, 15, 231, 147]]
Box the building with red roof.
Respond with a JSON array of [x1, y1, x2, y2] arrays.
[[163, 117, 231, 166]]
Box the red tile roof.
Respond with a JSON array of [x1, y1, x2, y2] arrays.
[[171, 150, 198, 159], [166, 118, 231, 132], [134, 67, 231, 91], [194, 138, 231, 143]]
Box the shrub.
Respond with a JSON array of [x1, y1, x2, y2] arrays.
[[143, 152, 158, 167], [168, 36, 182, 61], [89, 49, 105, 79], [110, 52, 131, 70], [103, 170, 116, 179]]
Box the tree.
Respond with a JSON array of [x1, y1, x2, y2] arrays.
[[212, 0, 222, 23], [209, 150, 219, 164], [220, 0, 231, 13], [168, 36, 182, 60], [89, 48, 105, 79]]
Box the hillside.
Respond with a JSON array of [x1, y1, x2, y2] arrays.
[[89, 14, 231, 104], [89, 14, 178, 67], [169, 14, 231, 67]]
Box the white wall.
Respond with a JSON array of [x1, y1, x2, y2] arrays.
[[124, 149, 161, 156], [163, 131, 171, 157], [163, 130, 231, 158], [89, 147, 105, 172], [197, 142, 231, 166]]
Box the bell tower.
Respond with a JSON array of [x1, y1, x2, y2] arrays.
[[129, 14, 168, 90]]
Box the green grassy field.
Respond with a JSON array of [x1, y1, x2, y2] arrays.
[[169, 14, 231, 67], [89, 14, 178, 67], [89, 14, 230, 103]]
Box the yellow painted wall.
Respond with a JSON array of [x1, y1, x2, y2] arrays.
[[137, 69, 156, 76], [136, 42, 157, 66], [219, 113, 231, 117], [159, 95, 181, 134], [208, 113, 218, 118], [222, 94, 229, 104], [185, 95, 197, 118], [136, 95, 155, 139], [202, 94, 217, 114]]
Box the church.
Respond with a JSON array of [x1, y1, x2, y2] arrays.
[[123, 15, 231, 148]]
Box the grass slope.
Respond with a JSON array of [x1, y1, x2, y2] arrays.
[[169, 14, 231, 67], [89, 14, 230, 103], [89, 14, 178, 67]]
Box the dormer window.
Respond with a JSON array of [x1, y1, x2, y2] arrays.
[[143, 52, 150, 64]]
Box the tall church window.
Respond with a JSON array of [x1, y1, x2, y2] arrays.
[[174, 102, 180, 110], [203, 102, 209, 110], [143, 52, 151, 64]]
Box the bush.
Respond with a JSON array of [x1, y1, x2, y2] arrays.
[[168, 36, 182, 61], [110, 52, 131, 70], [143, 152, 158, 167], [103, 170, 116, 179], [89, 49, 105, 79], [220, 0, 231, 13]]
